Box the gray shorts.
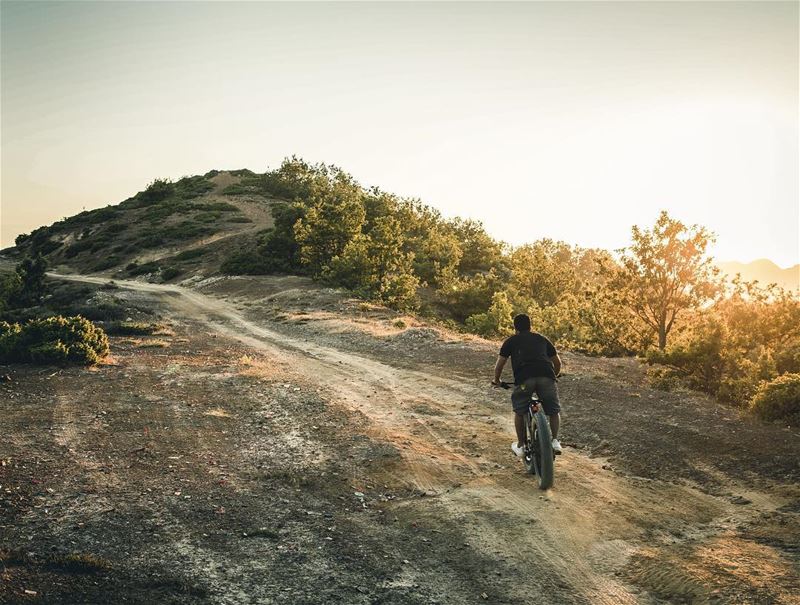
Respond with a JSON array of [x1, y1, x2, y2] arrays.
[[511, 377, 561, 415]]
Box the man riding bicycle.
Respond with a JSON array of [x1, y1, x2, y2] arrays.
[[491, 313, 563, 457]]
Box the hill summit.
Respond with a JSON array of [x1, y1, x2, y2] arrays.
[[7, 170, 276, 282]]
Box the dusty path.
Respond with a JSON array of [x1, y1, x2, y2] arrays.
[[39, 273, 799, 605]]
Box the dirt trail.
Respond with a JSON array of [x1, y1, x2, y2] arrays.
[[44, 273, 800, 604]]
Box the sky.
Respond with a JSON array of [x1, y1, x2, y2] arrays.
[[1, 1, 798, 267]]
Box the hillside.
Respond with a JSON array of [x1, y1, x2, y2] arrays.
[[6, 170, 276, 282], [717, 259, 800, 292]]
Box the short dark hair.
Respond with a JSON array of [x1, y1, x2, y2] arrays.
[[513, 314, 531, 332]]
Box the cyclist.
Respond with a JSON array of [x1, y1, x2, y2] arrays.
[[491, 313, 563, 456]]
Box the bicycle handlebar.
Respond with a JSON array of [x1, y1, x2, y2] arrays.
[[493, 381, 514, 390]]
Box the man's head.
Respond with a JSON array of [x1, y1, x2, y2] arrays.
[[513, 313, 531, 333]]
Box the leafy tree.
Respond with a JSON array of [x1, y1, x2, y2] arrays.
[[394, 199, 462, 287], [508, 240, 578, 308], [0, 272, 23, 317], [15, 254, 48, 307], [326, 216, 419, 309], [260, 157, 358, 202], [449, 218, 505, 275], [465, 291, 514, 338], [137, 178, 174, 203], [607, 211, 720, 350], [294, 181, 366, 275], [436, 269, 506, 324]]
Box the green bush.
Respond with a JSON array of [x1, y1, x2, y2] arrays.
[[64, 239, 94, 258], [128, 261, 161, 276], [173, 248, 206, 261], [465, 291, 513, 338], [750, 374, 800, 425], [174, 175, 214, 199], [193, 201, 238, 212], [93, 256, 121, 272], [0, 316, 109, 365], [221, 183, 250, 195], [136, 178, 175, 205], [161, 266, 181, 281], [194, 211, 222, 223], [66, 302, 126, 322]]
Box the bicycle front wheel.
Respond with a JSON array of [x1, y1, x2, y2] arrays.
[[529, 407, 554, 490]]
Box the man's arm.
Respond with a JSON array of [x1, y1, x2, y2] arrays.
[[551, 354, 562, 377], [493, 355, 508, 385]]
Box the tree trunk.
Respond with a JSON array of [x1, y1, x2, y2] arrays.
[[658, 324, 667, 350]]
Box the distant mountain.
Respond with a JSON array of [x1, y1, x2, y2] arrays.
[[717, 259, 799, 292]]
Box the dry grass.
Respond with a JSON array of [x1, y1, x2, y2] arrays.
[[237, 354, 294, 381], [138, 339, 169, 348]]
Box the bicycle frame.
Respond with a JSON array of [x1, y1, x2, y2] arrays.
[[496, 380, 555, 489]]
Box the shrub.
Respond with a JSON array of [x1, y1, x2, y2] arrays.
[[193, 201, 238, 212], [174, 175, 214, 199], [128, 261, 161, 276], [221, 250, 267, 275], [173, 248, 206, 261], [646, 366, 682, 392], [750, 374, 800, 425], [137, 178, 175, 204], [64, 239, 93, 258], [63, 302, 126, 322], [221, 183, 250, 195], [161, 266, 181, 281], [104, 223, 127, 234], [93, 256, 121, 272], [465, 291, 513, 338], [194, 211, 222, 223], [0, 316, 109, 365]]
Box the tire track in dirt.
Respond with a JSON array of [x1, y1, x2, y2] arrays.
[[49, 273, 798, 604]]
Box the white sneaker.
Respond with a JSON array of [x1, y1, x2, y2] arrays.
[[552, 439, 563, 455], [511, 442, 524, 457]]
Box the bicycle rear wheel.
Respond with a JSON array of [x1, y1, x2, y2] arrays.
[[528, 407, 554, 489]]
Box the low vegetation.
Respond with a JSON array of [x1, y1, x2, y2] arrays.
[[0, 316, 109, 365], [749, 373, 800, 425]]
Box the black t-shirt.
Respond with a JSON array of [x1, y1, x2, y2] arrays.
[[499, 331, 557, 383]]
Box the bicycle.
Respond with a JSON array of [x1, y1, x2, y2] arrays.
[[495, 381, 555, 490]]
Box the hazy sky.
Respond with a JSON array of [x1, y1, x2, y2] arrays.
[[2, 1, 798, 266]]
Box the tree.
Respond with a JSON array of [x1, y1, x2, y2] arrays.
[[15, 254, 48, 307], [608, 211, 720, 350], [448, 218, 505, 275], [326, 216, 419, 309], [0, 272, 22, 317], [507, 240, 578, 309], [465, 291, 514, 338], [293, 181, 366, 275]]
